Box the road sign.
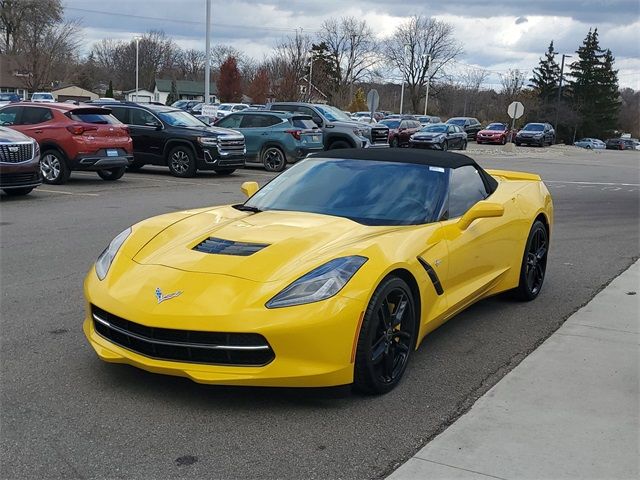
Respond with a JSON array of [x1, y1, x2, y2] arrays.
[[201, 104, 218, 117], [367, 89, 379, 113], [507, 101, 524, 119]]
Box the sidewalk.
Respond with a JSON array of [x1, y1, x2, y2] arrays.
[[389, 261, 639, 480]]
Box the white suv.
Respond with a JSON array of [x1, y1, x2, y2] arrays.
[[30, 92, 55, 103], [215, 103, 249, 119]]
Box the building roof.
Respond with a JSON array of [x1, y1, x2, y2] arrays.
[[154, 79, 217, 95]]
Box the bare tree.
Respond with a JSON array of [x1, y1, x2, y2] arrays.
[[500, 68, 527, 102], [318, 17, 378, 106], [0, 0, 62, 54], [266, 31, 312, 101], [459, 67, 489, 116], [383, 16, 462, 113], [177, 49, 206, 81]]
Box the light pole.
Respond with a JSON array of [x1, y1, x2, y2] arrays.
[[307, 50, 313, 102], [204, 0, 211, 104], [554, 53, 572, 142], [134, 36, 141, 102], [399, 44, 409, 114], [423, 53, 431, 116]]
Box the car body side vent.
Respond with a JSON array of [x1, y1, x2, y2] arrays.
[[193, 237, 269, 256]]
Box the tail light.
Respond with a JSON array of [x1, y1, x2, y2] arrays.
[[66, 124, 98, 135], [286, 129, 301, 140], [121, 126, 130, 135]]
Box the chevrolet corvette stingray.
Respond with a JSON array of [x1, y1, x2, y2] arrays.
[[84, 149, 553, 394]]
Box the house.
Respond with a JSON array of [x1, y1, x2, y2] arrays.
[[51, 85, 99, 103], [123, 89, 154, 103], [153, 79, 217, 105], [0, 55, 30, 100]]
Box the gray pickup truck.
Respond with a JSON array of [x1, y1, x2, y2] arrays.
[[266, 102, 389, 150]]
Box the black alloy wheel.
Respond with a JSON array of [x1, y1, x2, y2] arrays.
[[514, 220, 549, 301], [354, 277, 417, 394], [167, 146, 197, 178], [261, 146, 286, 172], [97, 166, 126, 181]]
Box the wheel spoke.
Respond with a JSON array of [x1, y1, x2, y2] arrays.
[[391, 295, 407, 328], [370, 336, 386, 365], [380, 299, 392, 329], [383, 347, 394, 380]]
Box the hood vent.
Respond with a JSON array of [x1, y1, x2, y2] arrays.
[[193, 237, 269, 256]]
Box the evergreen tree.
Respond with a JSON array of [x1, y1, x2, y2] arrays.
[[347, 88, 367, 112], [569, 29, 620, 138], [105, 80, 114, 98], [166, 79, 179, 105], [529, 41, 560, 106]]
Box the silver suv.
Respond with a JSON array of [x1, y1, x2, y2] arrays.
[[266, 102, 389, 149]]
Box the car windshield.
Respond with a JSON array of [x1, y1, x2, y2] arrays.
[[380, 120, 400, 129], [172, 100, 187, 108], [314, 105, 352, 122], [219, 105, 232, 111], [32, 93, 52, 99], [157, 110, 206, 127], [523, 124, 544, 131], [447, 119, 466, 125], [245, 158, 448, 226], [420, 124, 447, 133], [486, 123, 505, 131]]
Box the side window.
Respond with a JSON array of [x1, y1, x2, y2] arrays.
[[217, 114, 242, 129], [448, 166, 489, 219], [274, 104, 295, 112], [239, 114, 273, 128], [263, 115, 283, 127], [0, 106, 20, 125], [447, 125, 456, 134], [109, 107, 129, 124], [131, 109, 158, 126], [21, 107, 52, 125], [399, 120, 408, 129]]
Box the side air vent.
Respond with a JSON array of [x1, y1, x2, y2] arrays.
[[193, 237, 269, 256]]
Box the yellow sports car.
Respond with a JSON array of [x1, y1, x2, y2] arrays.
[[84, 149, 553, 394]]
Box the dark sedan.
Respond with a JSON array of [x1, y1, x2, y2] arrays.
[[446, 117, 482, 140], [409, 123, 467, 151]]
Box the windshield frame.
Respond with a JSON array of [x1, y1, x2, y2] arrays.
[[314, 105, 353, 122], [419, 124, 447, 133]]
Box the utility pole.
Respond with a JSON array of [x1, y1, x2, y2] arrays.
[[399, 44, 409, 114], [554, 53, 572, 142], [204, 0, 211, 104], [423, 54, 431, 116], [307, 50, 313, 102], [134, 36, 140, 102]]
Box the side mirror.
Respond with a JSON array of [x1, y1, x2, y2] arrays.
[[312, 116, 323, 127], [145, 122, 161, 130], [240, 181, 259, 198], [457, 201, 504, 230]]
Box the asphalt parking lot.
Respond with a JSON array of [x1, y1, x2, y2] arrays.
[[1, 145, 638, 479]]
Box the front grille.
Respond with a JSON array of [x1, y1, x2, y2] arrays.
[[370, 127, 389, 145], [193, 237, 269, 256], [0, 172, 40, 186], [218, 136, 245, 155], [0, 143, 33, 163], [91, 306, 275, 366]]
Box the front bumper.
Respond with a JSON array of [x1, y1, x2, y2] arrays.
[[0, 156, 42, 188], [83, 263, 365, 387], [409, 138, 442, 149], [516, 136, 544, 145], [477, 134, 503, 143], [74, 149, 133, 170]]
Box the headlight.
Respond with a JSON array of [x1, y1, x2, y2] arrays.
[[95, 228, 131, 280], [198, 136, 218, 146], [266, 256, 367, 308], [33, 140, 40, 158], [534, 133, 543, 138]]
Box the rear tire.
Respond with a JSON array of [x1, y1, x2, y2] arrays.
[[354, 276, 417, 395], [40, 149, 70, 185], [513, 220, 549, 301], [97, 167, 126, 181], [3, 187, 34, 196], [261, 146, 286, 172], [167, 146, 196, 178]]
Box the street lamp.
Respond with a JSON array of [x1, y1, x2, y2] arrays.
[[307, 50, 314, 102], [423, 54, 432, 116], [554, 53, 572, 141], [133, 36, 141, 102], [399, 44, 409, 114]]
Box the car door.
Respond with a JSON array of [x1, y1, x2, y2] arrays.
[[446, 125, 460, 148], [238, 114, 267, 160], [18, 107, 55, 143], [439, 166, 515, 310], [128, 108, 164, 163]]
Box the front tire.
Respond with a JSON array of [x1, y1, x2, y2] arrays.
[[328, 140, 351, 150], [167, 146, 196, 178], [40, 149, 70, 185], [97, 167, 126, 181], [261, 146, 286, 172], [461, 140, 468, 150], [354, 276, 417, 395], [390, 137, 399, 148], [513, 220, 549, 301], [3, 187, 34, 196], [441, 140, 448, 151]]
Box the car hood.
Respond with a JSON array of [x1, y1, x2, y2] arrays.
[[413, 132, 443, 138], [0, 126, 32, 142], [170, 125, 242, 137], [131, 206, 404, 283], [479, 129, 506, 135]]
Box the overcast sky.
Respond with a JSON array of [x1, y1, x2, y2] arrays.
[[64, 0, 640, 89]]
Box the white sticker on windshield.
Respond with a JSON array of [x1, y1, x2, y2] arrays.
[[429, 166, 445, 173]]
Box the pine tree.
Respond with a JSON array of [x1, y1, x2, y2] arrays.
[[569, 29, 620, 138], [166, 80, 178, 105], [529, 41, 560, 106], [105, 80, 114, 98], [347, 88, 367, 112]]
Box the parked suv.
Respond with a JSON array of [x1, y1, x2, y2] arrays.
[[515, 123, 555, 146], [30, 92, 55, 103], [0, 102, 132, 184], [215, 111, 323, 172], [0, 126, 41, 195], [266, 102, 389, 149], [104, 102, 246, 177], [446, 117, 482, 140]]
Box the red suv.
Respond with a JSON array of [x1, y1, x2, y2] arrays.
[[0, 102, 132, 184]]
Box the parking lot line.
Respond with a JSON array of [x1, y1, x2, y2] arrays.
[[38, 189, 99, 197], [546, 180, 640, 187]]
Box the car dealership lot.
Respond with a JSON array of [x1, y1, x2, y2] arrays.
[[1, 147, 638, 479]]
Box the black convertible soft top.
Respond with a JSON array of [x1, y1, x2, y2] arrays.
[[309, 148, 498, 192]]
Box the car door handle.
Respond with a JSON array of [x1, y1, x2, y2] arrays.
[[33, 129, 43, 134], [261, 132, 269, 135]]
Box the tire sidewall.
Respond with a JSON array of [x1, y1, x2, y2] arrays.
[[40, 149, 70, 185], [261, 146, 286, 172], [515, 220, 549, 301], [167, 145, 197, 177]]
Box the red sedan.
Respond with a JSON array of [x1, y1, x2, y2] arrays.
[[476, 123, 512, 145]]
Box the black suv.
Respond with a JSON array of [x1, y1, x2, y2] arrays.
[[103, 102, 246, 177], [515, 123, 556, 147], [445, 117, 482, 140]]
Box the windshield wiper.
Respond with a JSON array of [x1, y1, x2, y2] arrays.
[[233, 204, 262, 213]]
